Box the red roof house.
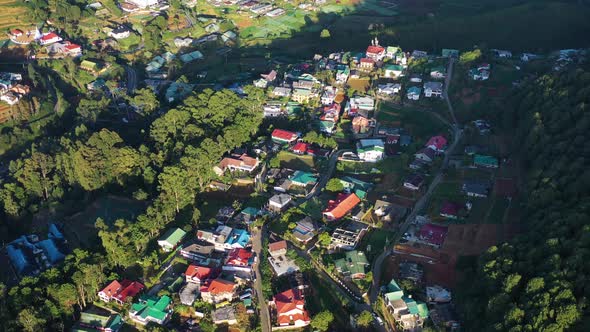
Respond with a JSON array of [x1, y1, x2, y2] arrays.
[[359, 57, 375, 69], [98, 280, 145, 305], [323, 193, 361, 221], [224, 248, 254, 268], [10, 29, 23, 37], [268, 240, 288, 257], [185, 264, 215, 284], [272, 129, 298, 143], [64, 42, 82, 55], [418, 223, 448, 247], [271, 288, 311, 327], [439, 201, 463, 219], [366, 45, 385, 60], [39, 32, 62, 45], [291, 142, 309, 155], [426, 135, 448, 152]]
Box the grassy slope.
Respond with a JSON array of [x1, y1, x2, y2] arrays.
[[0, 0, 31, 30]]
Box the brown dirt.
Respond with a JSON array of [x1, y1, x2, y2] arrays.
[[382, 223, 521, 288]]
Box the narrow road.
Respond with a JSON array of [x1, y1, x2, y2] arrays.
[[126, 65, 137, 94], [369, 57, 462, 305], [251, 228, 271, 332]]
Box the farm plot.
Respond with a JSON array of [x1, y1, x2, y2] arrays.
[[0, 0, 30, 30]]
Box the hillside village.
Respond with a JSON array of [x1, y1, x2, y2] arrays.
[[3, 20, 588, 330], [0, 0, 589, 331]]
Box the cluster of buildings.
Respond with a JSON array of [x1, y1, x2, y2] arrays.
[[6, 224, 68, 277], [0, 72, 30, 108], [208, 0, 287, 17]]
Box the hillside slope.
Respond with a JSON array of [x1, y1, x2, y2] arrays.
[[457, 65, 590, 331]]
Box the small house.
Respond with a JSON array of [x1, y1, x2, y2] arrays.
[[430, 66, 446, 79], [201, 279, 237, 304], [356, 138, 385, 162], [157, 228, 186, 252], [439, 201, 463, 219], [474, 155, 499, 168], [424, 82, 443, 98], [441, 49, 459, 58], [268, 194, 292, 212], [407, 86, 421, 100], [426, 135, 447, 152], [403, 174, 425, 191], [462, 180, 490, 198], [384, 64, 403, 78], [414, 147, 435, 163], [323, 193, 361, 221], [271, 129, 298, 144], [334, 250, 369, 279], [129, 295, 172, 326]]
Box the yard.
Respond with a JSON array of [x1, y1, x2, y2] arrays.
[[358, 228, 395, 263], [377, 102, 450, 143], [277, 150, 316, 171]]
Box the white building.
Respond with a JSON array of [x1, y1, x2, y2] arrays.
[[356, 139, 385, 162], [424, 82, 443, 98]]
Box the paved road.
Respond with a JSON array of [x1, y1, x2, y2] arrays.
[[302, 149, 352, 201], [126, 65, 137, 94], [251, 228, 272, 332], [369, 57, 462, 305]]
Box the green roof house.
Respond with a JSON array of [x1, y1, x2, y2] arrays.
[[474, 154, 499, 168], [290, 171, 318, 187], [319, 120, 336, 134], [157, 228, 186, 252], [340, 176, 373, 192], [336, 65, 350, 83], [334, 250, 369, 279], [442, 49, 459, 58], [383, 278, 429, 330], [129, 295, 172, 326], [384, 64, 404, 78], [73, 311, 123, 332]]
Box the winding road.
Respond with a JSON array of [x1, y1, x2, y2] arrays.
[[369, 57, 462, 306]]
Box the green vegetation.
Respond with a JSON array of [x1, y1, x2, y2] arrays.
[[457, 65, 590, 331]]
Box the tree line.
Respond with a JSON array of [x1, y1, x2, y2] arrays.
[[457, 65, 590, 331]]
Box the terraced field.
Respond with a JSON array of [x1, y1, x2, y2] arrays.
[[0, 0, 30, 30]]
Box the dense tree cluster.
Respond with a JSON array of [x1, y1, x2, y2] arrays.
[[0, 86, 264, 330], [458, 66, 590, 331]]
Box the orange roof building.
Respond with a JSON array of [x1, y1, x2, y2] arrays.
[[323, 193, 361, 221], [201, 278, 237, 304], [271, 288, 311, 327], [214, 154, 259, 175], [185, 264, 215, 284]]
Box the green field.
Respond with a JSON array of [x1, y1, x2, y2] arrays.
[[277, 150, 316, 171]]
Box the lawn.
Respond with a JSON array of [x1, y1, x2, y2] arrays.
[[377, 102, 449, 142], [277, 150, 316, 171], [358, 228, 395, 263], [64, 195, 147, 248], [336, 160, 381, 175]]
